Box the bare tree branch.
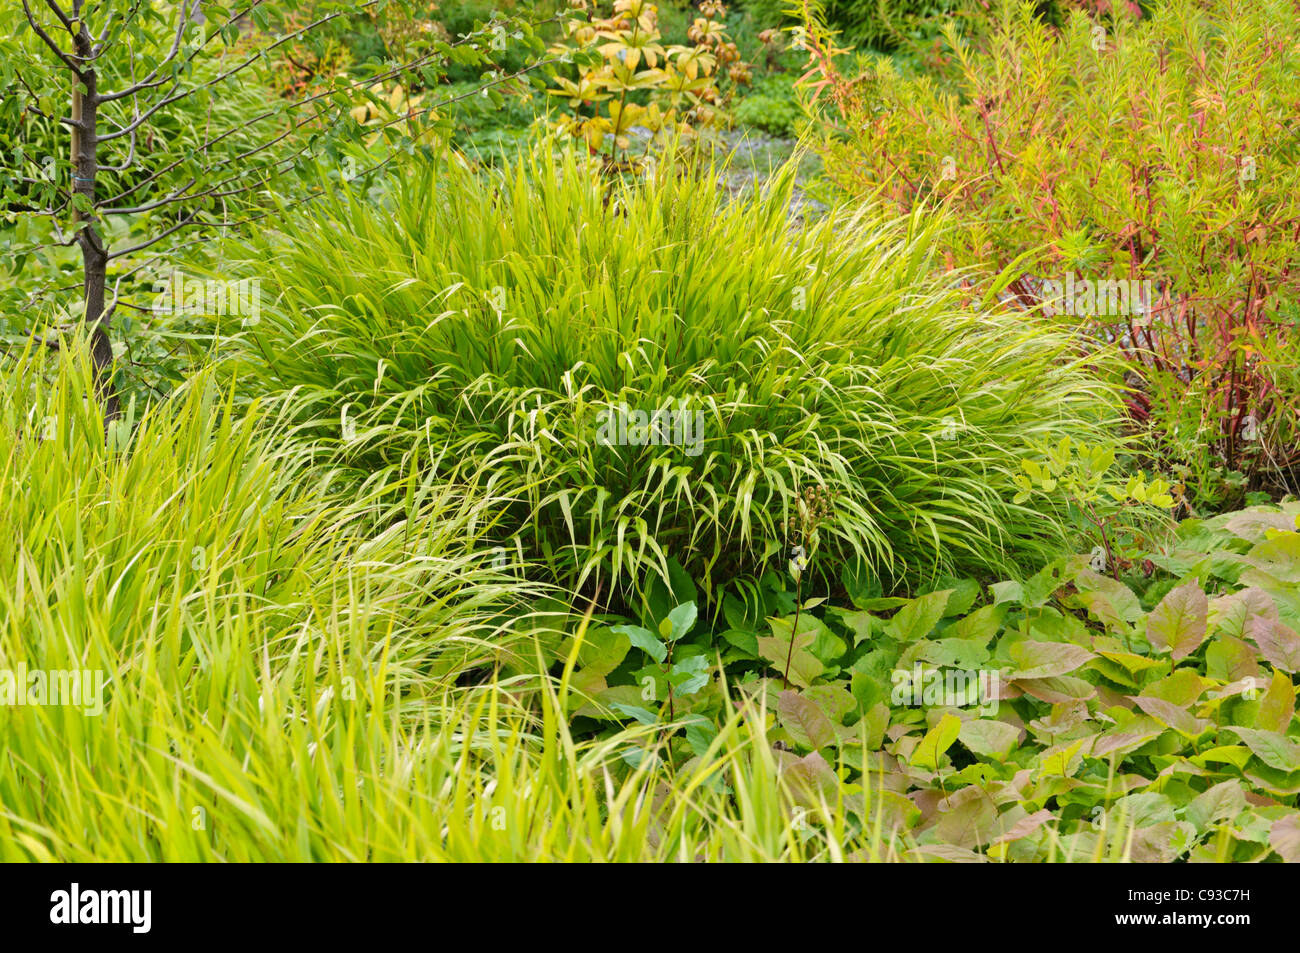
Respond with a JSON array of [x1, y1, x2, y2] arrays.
[[94, 0, 193, 103], [107, 211, 203, 261], [21, 0, 84, 74]]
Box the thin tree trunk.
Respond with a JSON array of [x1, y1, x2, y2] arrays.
[[70, 12, 119, 423]]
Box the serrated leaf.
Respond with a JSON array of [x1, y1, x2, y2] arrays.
[[1109, 792, 1176, 829], [1206, 634, 1261, 682], [1071, 567, 1143, 620], [1208, 587, 1278, 639], [756, 625, 823, 689], [948, 603, 1003, 643], [803, 683, 857, 723]]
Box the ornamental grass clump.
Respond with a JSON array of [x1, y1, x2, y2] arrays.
[[220, 145, 1125, 608]]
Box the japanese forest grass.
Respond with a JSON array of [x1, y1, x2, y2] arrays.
[[0, 343, 930, 862], [219, 147, 1126, 609]]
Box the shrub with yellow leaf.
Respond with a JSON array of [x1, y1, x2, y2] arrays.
[[547, 0, 750, 167]]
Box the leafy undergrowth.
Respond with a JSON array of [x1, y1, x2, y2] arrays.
[[571, 504, 1300, 862], [7, 346, 1297, 861]]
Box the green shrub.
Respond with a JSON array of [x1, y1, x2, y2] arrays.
[[809, 0, 1300, 511], [219, 146, 1124, 609], [436, 0, 560, 78], [745, 0, 962, 51], [733, 74, 803, 136]]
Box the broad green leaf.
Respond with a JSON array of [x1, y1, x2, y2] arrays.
[[1244, 532, 1300, 584], [778, 750, 838, 807], [1067, 589, 1128, 633], [1013, 675, 1095, 704], [1131, 695, 1212, 738], [1206, 634, 1261, 682], [683, 715, 717, 758], [803, 683, 858, 724], [756, 624, 824, 689], [1008, 640, 1095, 680], [1146, 580, 1208, 662], [1248, 616, 1300, 673], [777, 690, 837, 750], [610, 703, 658, 726], [926, 576, 979, 617], [576, 684, 649, 721], [668, 655, 709, 695], [1190, 745, 1254, 770], [720, 627, 758, 657], [990, 808, 1055, 846], [1094, 648, 1164, 676], [1108, 792, 1176, 829], [1128, 822, 1198, 863], [910, 712, 961, 772], [1244, 765, 1300, 796], [828, 607, 875, 645], [958, 718, 1020, 760], [1142, 668, 1209, 706], [1037, 737, 1087, 778], [869, 789, 921, 832], [918, 638, 990, 670], [883, 590, 950, 642], [989, 580, 1024, 605], [1227, 726, 1300, 771], [1071, 567, 1143, 621], [611, 624, 667, 663], [1208, 587, 1278, 639], [861, 701, 890, 750], [1091, 730, 1162, 759], [1256, 667, 1296, 733], [933, 790, 997, 849], [662, 601, 697, 642], [766, 613, 845, 668], [1185, 780, 1246, 834], [1269, 813, 1300, 862], [948, 602, 1004, 642], [1022, 560, 1068, 607], [563, 625, 630, 677]]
